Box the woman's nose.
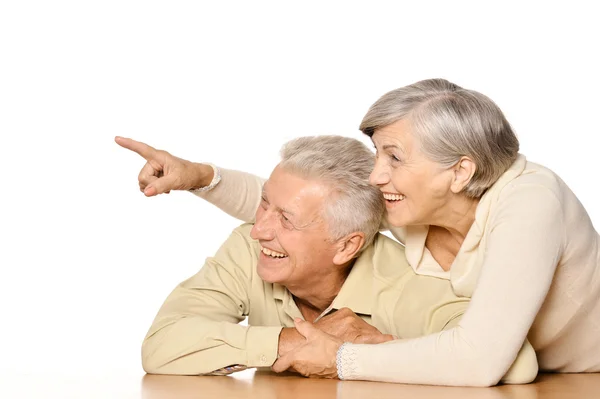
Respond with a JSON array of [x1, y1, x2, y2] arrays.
[[369, 161, 390, 187]]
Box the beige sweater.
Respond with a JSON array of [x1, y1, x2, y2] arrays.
[[196, 154, 600, 386]]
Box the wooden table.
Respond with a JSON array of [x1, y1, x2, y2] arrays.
[[2, 370, 599, 398], [142, 370, 600, 399]]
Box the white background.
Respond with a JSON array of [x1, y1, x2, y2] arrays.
[[0, 0, 599, 395]]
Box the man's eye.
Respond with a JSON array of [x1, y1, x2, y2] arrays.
[[260, 197, 268, 209], [281, 214, 294, 228], [391, 155, 401, 162]]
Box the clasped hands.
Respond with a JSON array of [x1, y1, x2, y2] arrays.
[[274, 308, 395, 379]]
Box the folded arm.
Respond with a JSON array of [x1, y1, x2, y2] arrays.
[[142, 228, 282, 375], [338, 185, 562, 386]]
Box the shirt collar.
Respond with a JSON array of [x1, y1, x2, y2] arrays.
[[271, 246, 375, 316], [329, 245, 374, 316]]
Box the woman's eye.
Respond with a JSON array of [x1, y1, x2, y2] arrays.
[[391, 154, 401, 163]]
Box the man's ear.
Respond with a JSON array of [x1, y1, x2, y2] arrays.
[[450, 156, 477, 194], [333, 232, 365, 265]]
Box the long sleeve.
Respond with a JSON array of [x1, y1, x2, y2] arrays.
[[142, 228, 283, 375], [338, 184, 563, 386], [193, 167, 265, 223]]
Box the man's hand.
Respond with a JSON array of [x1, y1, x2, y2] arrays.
[[315, 307, 395, 344], [273, 318, 342, 378], [115, 136, 214, 196]]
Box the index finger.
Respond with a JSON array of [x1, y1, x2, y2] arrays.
[[115, 136, 158, 161]]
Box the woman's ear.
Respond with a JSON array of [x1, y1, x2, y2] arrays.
[[451, 156, 476, 194]]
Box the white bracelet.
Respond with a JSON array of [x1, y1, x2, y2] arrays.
[[189, 163, 221, 193]]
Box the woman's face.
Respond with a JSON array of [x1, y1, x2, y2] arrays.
[[369, 119, 455, 227]]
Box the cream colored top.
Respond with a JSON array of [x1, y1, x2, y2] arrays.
[[142, 224, 472, 375], [195, 154, 600, 386]]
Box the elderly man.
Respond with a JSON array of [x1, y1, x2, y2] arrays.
[[118, 136, 536, 382]]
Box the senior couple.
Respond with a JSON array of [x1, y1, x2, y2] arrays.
[[119, 79, 600, 387]]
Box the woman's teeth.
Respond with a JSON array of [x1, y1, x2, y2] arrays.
[[383, 193, 406, 201], [260, 246, 288, 258]]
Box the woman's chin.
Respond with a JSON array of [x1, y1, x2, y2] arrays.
[[385, 209, 414, 228]]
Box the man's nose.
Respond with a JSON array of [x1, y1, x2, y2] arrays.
[[250, 210, 276, 241]]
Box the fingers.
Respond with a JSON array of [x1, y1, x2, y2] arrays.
[[115, 136, 158, 161], [356, 333, 396, 344], [138, 162, 160, 193], [272, 352, 294, 373], [145, 174, 178, 197], [293, 318, 318, 339]]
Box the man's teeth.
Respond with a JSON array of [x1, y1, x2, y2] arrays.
[[383, 193, 406, 201], [260, 246, 288, 258]]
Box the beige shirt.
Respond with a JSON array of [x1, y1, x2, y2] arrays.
[[195, 154, 599, 385], [142, 224, 470, 375]]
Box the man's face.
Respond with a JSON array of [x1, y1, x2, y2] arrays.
[[250, 165, 341, 290]]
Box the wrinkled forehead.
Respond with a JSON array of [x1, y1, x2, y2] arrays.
[[371, 119, 415, 151], [263, 166, 332, 223]]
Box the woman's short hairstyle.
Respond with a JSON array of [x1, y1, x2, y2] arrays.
[[279, 136, 384, 251], [360, 78, 520, 198]]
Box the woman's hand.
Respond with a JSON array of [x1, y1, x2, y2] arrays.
[[315, 307, 395, 344], [272, 318, 343, 379], [115, 136, 214, 196]]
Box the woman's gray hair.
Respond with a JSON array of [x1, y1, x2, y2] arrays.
[[279, 136, 384, 251], [360, 78, 520, 198]]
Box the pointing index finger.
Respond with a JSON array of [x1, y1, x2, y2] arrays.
[[115, 136, 158, 161]]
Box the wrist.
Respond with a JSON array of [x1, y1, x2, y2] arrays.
[[190, 163, 216, 190], [277, 327, 304, 357]]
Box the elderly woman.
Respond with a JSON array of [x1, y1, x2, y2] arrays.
[[116, 79, 600, 386]]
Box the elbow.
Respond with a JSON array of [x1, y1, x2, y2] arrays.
[[458, 357, 510, 387], [467, 358, 538, 387], [498, 340, 539, 385], [141, 337, 169, 375], [461, 364, 504, 387], [142, 355, 162, 375], [470, 374, 503, 388], [501, 364, 538, 385]]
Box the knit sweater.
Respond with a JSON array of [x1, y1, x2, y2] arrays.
[[195, 154, 600, 386]]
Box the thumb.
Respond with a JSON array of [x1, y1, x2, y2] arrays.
[[294, 318, 316, 339], [145, 175, 177, 197]]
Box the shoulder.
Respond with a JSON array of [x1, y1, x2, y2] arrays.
[[501, 161, 563, 199], [214, 223, 260, 265], [483, 158, 566, 221], [370, 233, 413, 283], [231, 222, 256, 240]]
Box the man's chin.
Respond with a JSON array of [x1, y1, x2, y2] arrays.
[[257, 264, 286, 285]]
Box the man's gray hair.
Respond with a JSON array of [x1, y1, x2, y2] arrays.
[[279, 135, 384, 251], [360, 78, 520, 198]]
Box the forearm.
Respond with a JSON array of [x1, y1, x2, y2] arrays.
[[192, 167, 265, 223], [142, 317, 283, 375], [338, 187, 562, 386]]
